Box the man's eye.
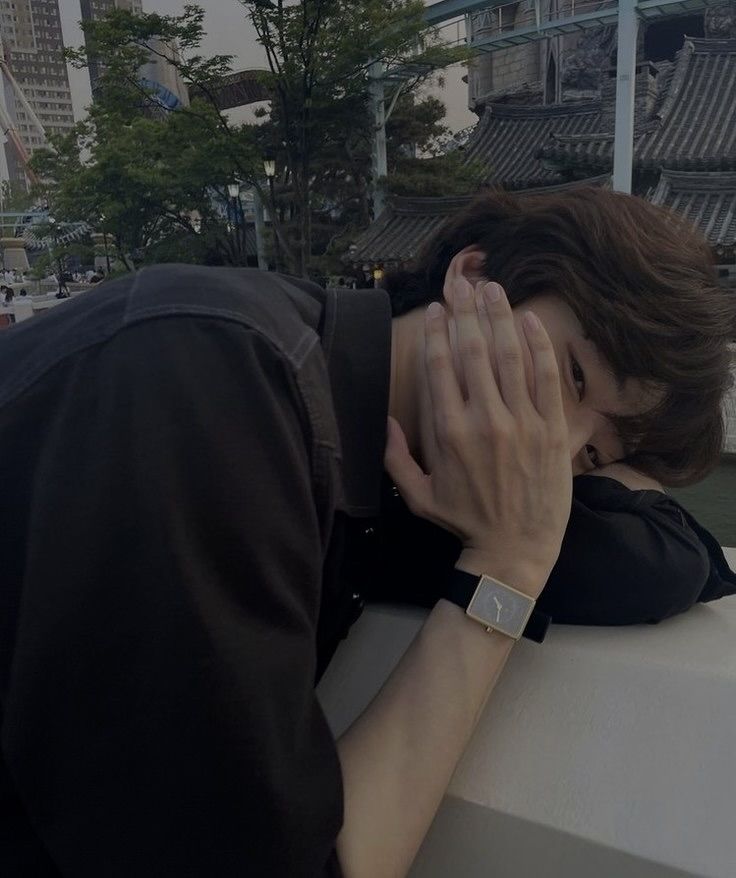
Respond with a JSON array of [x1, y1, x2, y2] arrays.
[[585, 444, 601, 468], [571, 356, 585, 400]]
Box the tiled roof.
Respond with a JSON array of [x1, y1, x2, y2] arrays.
[[464, 101, 602, 189], [541, 38, 736, 173], [349, 37, 736, 265], [349, 178, 610, 264], [640, 39, 736, 170], [348, 196, 473, 264], [649, 170, 736, 253]]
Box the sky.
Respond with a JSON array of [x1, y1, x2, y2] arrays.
[[57, 0, 476, 133]]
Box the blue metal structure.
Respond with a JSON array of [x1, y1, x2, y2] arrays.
[[425, 0, 507, 25]]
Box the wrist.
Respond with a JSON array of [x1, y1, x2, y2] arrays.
[[455, 548, 548, 600]]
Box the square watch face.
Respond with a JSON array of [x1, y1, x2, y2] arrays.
[[466, 575, 535, 639]]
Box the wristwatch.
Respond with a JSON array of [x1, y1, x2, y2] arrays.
[[442, 568, 551, 643]]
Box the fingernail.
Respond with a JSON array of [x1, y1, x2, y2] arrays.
[[485, 282, 502, 303], [456, 279, 472, 301], [427, 301, 444, 320]]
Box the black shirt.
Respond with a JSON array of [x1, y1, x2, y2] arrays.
[[367, 473, 736, 625], [1, 266, 734, 876], [0, 266, 391, 877]]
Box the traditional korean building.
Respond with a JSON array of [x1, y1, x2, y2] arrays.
[[350, 10, 736, 284]]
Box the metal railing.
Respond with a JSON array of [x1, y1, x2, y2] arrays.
[[469, 0, 617, 36]]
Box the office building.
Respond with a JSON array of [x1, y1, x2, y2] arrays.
[[80, 1, 143, 95], [81, 0, 188, 110], [0, 0, 75, 184]]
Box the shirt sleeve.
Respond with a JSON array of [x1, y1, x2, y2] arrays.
[[3, 317, 344, 877], [370, 473, 729, 631], [536, 475, 714, 625]]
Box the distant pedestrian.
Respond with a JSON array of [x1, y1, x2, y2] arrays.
[[57, 272, 70, 298]]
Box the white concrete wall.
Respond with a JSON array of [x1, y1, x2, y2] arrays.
[[318, 548, 736, 878]]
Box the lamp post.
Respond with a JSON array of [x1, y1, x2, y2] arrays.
[[228, 181, 242, 264], [252, 189, 267, 271], [262, 155, 280, 271], [46, 215, 56, 265], [47, 216, 58, 282], [47, 217, 68, 297], [99, 213, 112, 274]]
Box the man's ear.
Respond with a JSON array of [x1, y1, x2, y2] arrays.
[[441, 246, 486, 308]]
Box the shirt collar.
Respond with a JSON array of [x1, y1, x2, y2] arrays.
[[322, 288, 392, 517]]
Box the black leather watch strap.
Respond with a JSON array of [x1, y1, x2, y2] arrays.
[[442, 568, 551, 643]]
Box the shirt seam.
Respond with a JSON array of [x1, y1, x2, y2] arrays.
[[0, 305, 320, 412]]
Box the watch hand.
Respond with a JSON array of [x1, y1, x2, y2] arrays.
[[493, 595, 503, 622]]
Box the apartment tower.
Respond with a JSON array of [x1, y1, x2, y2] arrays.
[[0, 0, 75, 185], [80, 0, 143, 96], [81, 0, 188, 109]]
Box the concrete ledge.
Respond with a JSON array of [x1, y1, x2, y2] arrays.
[[317, 548, 736, 878]]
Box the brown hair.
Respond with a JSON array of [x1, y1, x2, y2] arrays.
[[383, 187, 735, 486]]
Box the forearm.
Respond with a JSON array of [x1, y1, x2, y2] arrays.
[[335, 555, 544, 878]]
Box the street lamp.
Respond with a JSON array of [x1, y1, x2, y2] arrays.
[[227, 180, 248, 265], [46, 217, 67, 296], [47, 216, 57, 272], [228, 181, 244, 264], [99, 213, 112, 274], [262, 155, 280, 271]]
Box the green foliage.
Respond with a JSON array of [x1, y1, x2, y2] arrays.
[[386, 152, 487, 198], [240, 0, 472, 275], [0, 181, 36, 238], [0, 180, 35, 213], [33, 2, 479, 278], [33, 5, 262, 271]]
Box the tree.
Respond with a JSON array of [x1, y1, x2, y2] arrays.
[[240, 0, 469, 276], [289, 90, 484, 276], [31, 6, 262, 271]]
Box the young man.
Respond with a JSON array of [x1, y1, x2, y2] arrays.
[[0, 188, 733, 877]]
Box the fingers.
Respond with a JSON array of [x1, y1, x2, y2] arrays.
[[452, 276, 504, 410], [425, 301, 465, 430], [443, 248, 485, 304], [522, 310, 567, 435], [482, 282, 529, 414]]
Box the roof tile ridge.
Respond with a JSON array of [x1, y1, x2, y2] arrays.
[[659, 168, 736, 190], [653, 38, 695, 125], [462, 105, 493, 153], [389, 195, 474, 215], [549, 131, 615, 144], [489, 100, 600, 119], [687, 36, 736, 53]]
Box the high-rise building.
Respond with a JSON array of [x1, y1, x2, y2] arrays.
[[80, 0, 143, 96], [0, 0, 75, 184], [81, 0, 189, 111]]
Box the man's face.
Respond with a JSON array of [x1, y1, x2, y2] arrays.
[[510, 294, 652, 475], [448, 291, 653, 476]]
